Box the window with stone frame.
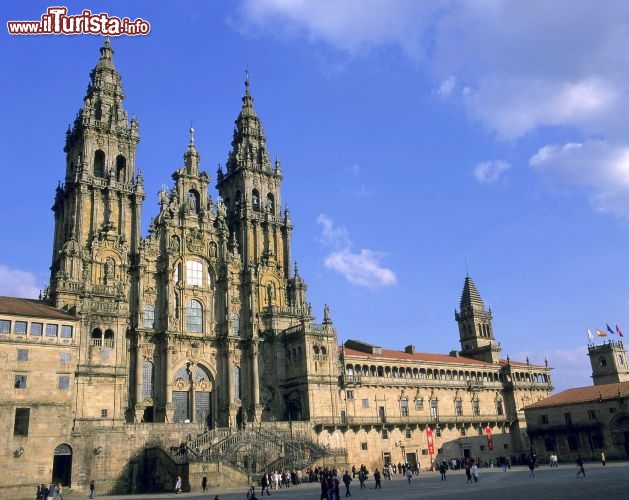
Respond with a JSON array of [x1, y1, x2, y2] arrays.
[[14, 321, 27, 334], [496, 399, 504, 415], [400, 399, 409, 417], [143, 305, 155, 328], [455, 398, 463, 416], [415, 398, 424, 410], [186, 260, 203, 286], [0, 319, 11, 333], [60, 325, 73, 338], [382, 429, 390, 439], [460, 427, 467, 437], [186, 299, 203, 333], [588, 409, 596, 420], [30, 322, 43, 336], [346, 390, 354, 400], [430, 399, 439, 420], [17, 349, 28, 361], [60, 351, 71, 364], [14, 375, 27, 389], [362, 398, 369, 408], [142, 361, 154, 398], [101, 409, 108, 418], [361, 442, 368, 451], [14, 408, 30, 436], [45, 323, 58, 337], [58, 375, 70, 390], [472, 398, 480, 416]]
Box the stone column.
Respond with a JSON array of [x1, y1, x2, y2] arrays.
[[165, 338, 175, 422], [134, 344, 144, 422]]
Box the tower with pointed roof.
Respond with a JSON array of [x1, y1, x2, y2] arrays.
[[455, 275, 502, 363], [47, 39, 144, 426]]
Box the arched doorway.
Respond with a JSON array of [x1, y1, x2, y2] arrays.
[[52, 443, 72, 486], [172, 364, 214, 427]]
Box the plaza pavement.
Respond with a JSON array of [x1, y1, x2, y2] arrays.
[[65, 461, 629, 500]]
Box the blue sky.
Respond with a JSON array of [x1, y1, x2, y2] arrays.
[[3, 1, 629, 393]]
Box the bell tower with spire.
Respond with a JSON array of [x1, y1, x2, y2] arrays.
[[455, 276, 502, 363], [48, 39, 144, 425], [216, 77, 313, 423]]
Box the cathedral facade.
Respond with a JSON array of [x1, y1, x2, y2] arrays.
[[0, 41, 552, 497]]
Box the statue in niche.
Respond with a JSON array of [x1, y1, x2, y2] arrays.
[[104, 257, 115, 283]]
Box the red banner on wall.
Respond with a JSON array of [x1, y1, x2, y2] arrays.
[[485, 425, 494, 451], [426, 426, 435, 456]]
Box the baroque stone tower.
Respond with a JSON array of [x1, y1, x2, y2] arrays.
[[43, 39, 333, 430], [455, 275, 502, 363], [48, 38, 144, 426]]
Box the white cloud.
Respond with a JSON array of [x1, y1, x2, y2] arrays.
[[237, 1, 629, 217], [529, 140, 629, 217], [239, 0, 437, 58], [473, 160, 510, 184], [316, 214, 396, 288], [237, 2, 629, 137], [435, 76, 456, 97], [0, 265, 41, 298], [324, 248, 397, 287]]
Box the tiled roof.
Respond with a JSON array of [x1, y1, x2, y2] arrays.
[[0, 296, 76, 321], [343, 346, 539, 368], [525, 381, 629, 409]]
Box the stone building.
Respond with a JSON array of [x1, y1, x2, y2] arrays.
[[0, 40, 552, 498], [525, 340, 629, 462]]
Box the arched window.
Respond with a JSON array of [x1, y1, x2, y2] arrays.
[[231, 313, 240, 336], [142, 361, 154, 398], [116, 155, 126, 182], [94, 150, 105, 178], [143, 305, 155, 329], [599, 356, 607, 367], [235, 190, 242, 205], [104, 329, 115, 348], [91, 328, 102, 346], [186, 300, 203, 333], [252, 189, 260, 212], [267, 193, 275, 214], [321, 346, 327, 359], [186, 260, 203, 286], [619, 354, 625, 366]]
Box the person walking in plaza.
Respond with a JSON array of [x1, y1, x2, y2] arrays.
[[174, 475, 182, 494], [89, 480, 95, 499], [576, 454, 586, 477], [260, 473, 270, 496], [373, 468, 382, 489], [528, 456, 536, 479], [464, 460, 472, 483], [342, 470, 352, 497], [439, 460, 447, 481], [202, 475, 208, 492], [405, 467, 413, 484], [358, 469, 366, 489], [471, 461, 479, 483], [600, 451, 606, 466]]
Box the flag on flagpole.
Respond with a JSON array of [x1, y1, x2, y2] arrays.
[[596, 328, 607, 337], [587, 329, 594, 342], [617, 324, 624, 337], [607, 323, 615, 335]]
